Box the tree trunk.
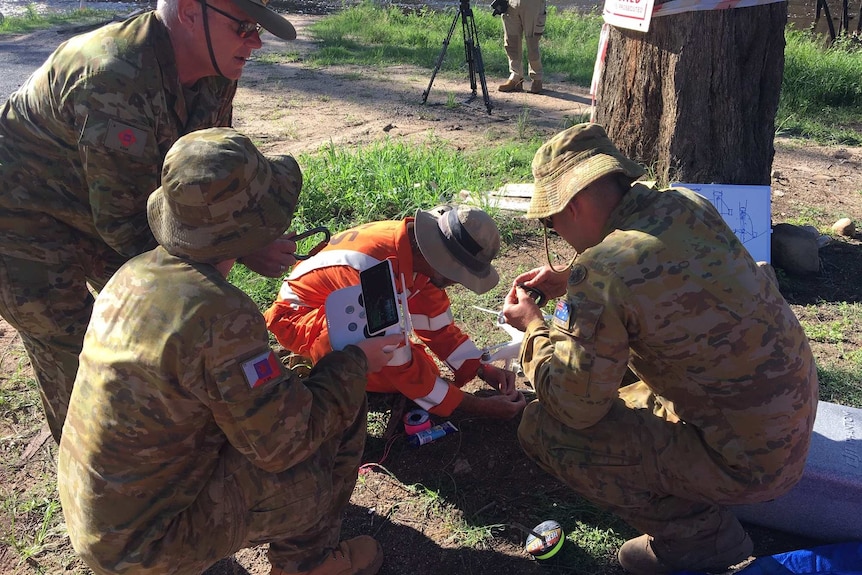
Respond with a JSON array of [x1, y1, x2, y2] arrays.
[[595, 4, 787, 186]]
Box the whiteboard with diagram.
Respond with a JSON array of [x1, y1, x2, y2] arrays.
[[673, 183, 772, 263]]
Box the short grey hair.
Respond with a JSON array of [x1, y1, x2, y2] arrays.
[[157, 0, 180, 22]]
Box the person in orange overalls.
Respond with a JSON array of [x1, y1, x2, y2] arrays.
[[265, 205, 526, 419]]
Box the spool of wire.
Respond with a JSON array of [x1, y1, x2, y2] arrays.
[[403, 409, 432, 435]]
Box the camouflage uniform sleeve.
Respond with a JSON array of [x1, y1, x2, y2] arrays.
[[520, 264, 632, 430], [77, 100, 161, 256], [202, 307, 368, 473], [70, 27, 234, 257]]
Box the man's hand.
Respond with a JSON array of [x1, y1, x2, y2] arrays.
[[355, 334, 404, 373], [478, 363, 517, 399], [459, 390, 526, 419], [513, 265, 568, 300], [238, 233, 299, 277], [502, 284, 545, 332]]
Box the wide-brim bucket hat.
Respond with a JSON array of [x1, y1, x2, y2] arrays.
[[526, 123, 646, 219], [147, 127, 302, 264], [414, 205, 501, 295], [229, 0, 296, 40]]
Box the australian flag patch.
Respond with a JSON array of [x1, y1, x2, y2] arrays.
[[553, 300, 571, 330]]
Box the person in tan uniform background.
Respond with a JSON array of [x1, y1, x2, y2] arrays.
[[501, 123, 818, 575], [497, 0, 547, 94], [58, 128, 402, 575], [0, 0, 298, 443]]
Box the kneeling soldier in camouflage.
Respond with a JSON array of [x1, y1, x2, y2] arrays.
[[58, 128, 400, 575], [502, 124, 819, 575]]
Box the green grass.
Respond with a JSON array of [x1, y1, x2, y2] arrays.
[[1, 493, 64, 565], [0, 352, 40, 413], [796, 301, 860, 344], [293, 136, 538, 232], [227, 264, 283, 312], [801, 302, 857, 344], [794, 301, 862, 407], [780, 205, 829, 230], [818, 362, 862, 406], [0, 5, 115, 34], [777, 28, 862, 145], [263, 2, 603, 87]]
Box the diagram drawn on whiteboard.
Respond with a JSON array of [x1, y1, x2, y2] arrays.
[[673, 183, 772, 263]]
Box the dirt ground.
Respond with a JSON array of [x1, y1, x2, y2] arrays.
[[1, 13, 861, 575], [231, 16, 598, 155]]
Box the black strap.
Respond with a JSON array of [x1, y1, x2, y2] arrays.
[[199, 0, 226, 78], [439, 208, 486, 273]]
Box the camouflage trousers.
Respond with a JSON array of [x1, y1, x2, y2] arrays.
[[0, 217, 126, 442], [66, 401, 368, 575], [517, 382, 790, 542]]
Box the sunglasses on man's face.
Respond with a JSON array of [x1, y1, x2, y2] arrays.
[[201, 1, 262, 38], [539, 215, 555, 230]]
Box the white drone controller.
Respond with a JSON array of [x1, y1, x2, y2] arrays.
[[326, 260, 410, 351]]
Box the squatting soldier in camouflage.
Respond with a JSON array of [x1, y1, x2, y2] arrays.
[[0, 0, 298, 443], [501, 124, 818, 575], [58, 128, 400, 575]]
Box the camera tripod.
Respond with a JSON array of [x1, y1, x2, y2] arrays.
[[421, 0, 493, 114]]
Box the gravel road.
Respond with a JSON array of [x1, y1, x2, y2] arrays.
[[0, 28, 78, 101]]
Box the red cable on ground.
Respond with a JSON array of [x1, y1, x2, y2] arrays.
[[359, 433, 402, 475]]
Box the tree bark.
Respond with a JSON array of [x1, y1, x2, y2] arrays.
[[595, 4, 787, 186]]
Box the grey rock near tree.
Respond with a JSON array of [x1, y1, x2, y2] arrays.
[[771, 223, 821, 275]]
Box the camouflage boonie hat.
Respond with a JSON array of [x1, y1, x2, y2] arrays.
[[147, 127, 302, 264], [526, 123, 645, 219], [414, 205, 501, 295]]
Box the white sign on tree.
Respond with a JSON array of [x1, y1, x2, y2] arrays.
[[602, 0, 656, 31]]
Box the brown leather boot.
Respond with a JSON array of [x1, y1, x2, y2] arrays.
[[271, 536, 384, 575], [497, 77, 524, 92], [529, 79, 543, 94], [618, 513, 753, 575]]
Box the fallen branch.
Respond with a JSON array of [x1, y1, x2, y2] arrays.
[[19, 424, 52, 462]]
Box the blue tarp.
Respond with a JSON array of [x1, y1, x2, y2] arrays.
[[674, 542, 862, 575]]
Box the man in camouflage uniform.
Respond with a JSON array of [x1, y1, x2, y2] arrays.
[[501, 123, 818, 575], [0, 0, 298, 443], [58, 128, 400, 575]]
